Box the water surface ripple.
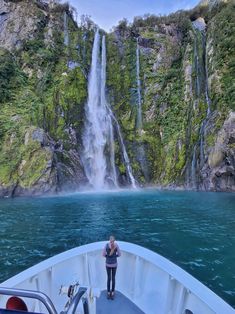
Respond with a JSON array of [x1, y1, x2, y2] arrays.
[[0, 189, 234, 307]]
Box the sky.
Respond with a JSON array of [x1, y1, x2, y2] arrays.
[[67, 0, 200, 32]]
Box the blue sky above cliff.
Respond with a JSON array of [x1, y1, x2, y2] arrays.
[[68, 0, 199, 31]]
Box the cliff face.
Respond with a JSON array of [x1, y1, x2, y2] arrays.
[[106, 1, 235, 191], [0, 0, 47, 51], [0, 0, 89, 196], [0, 0, 234, 196]]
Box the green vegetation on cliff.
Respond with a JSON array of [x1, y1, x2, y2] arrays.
[[0, 0, 234, 195]]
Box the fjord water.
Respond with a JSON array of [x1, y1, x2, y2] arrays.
[[0, 190, 235, 308]]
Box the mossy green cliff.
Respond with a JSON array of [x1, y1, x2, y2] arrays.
[[0, 0, 234, 196]]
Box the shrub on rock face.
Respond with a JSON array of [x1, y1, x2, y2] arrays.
[[0, 49, 22, 102]]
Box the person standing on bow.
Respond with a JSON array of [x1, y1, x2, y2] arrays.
[[102, 235, 121, 300]]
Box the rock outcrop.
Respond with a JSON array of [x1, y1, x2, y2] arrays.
[[0, 126, 87, 197], [202, 112, 235, 191], [0, 0, 47, 51]]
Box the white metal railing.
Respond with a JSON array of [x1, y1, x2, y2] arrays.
[[0, 287, 57, 314]]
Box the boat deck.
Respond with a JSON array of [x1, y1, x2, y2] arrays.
[[96, 291, 145, 314]]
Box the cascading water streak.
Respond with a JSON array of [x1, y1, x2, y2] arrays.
[[82, 30, 107, 189], [82, 30, 137, 190], [136, 38, 142, 131], [63, 12, 69, 46], [108, 109, 137, 188], [189, 20, 212, 188], [202, 32, 211, 116], [193, 36, 201, 98], [197, 29, 211, 170], [101, 35, 118, 188], [191, 145, 197, 189]]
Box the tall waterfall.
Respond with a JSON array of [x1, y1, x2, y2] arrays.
[[82, 30, 136, 189], [101, 35, 118, 188], [193, 35, 202, 98], [108, 109, 137, 188], [135, 38, 149, 182], [189, 19, 212, 189], [191, 145, 197, 189], [82, 30, 108, 189], [136, 38, 143, 131], [195, 26, 211, 171], [63, 12, 69, 46]]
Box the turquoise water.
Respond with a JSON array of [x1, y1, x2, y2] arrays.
[[0, 189, 235, 308]]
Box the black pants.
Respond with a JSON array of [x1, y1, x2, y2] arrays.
[[106, 266, 117, 292]]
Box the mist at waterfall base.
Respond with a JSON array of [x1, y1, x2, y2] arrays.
[[0, 190, 235, 308]]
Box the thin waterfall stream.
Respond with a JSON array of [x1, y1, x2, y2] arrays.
[[63, 12, 69, 46], [190, 19, 212, 189], [101, 35, 118, 188], [136, 37, 142, 131], [199, 29, 211, 168], [107, 108, 137, 188]]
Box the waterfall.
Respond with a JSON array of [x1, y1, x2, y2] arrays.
[[82, 32, 87, 64], [101, 35, 118, 188], [135, 38, 149, 181], [192, 19, 211, 115], [199, 119, 207, 168], [189, 20, 212, 188], [136, 38, 142, 131], [191, 145, 197, 189], [202, 32, 211, 116], [108, 115, 118, 187], [82, 29, 137, 189], [193, 35, 202, 98], [82, 30, 107, 189], [63, 12, 69, 46], [197, 29, 211, 169], [108, 109, 137, 188]]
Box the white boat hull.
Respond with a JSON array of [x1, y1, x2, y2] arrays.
[[0, 242, 234, 314]]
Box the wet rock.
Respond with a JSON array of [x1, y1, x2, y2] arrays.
[[208, 146, 224, 167], [202, 112, 235, 191], [138, 37, 156, 49], [55, 149, 87, 192], [0, 0, 45, 50], [192, 17, 207, 31], [0, 125, 86, 198], [24, 127, 50, 147]]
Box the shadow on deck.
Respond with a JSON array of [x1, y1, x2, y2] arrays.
[[96, 290, 145, 314]]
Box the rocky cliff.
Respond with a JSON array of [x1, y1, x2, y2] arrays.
[[0, 0, 234, 196]]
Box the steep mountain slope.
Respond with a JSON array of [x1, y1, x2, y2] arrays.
[[106, 0, 235, 190], [0, 0, 234, 196], [0, 0, 90, 196]]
